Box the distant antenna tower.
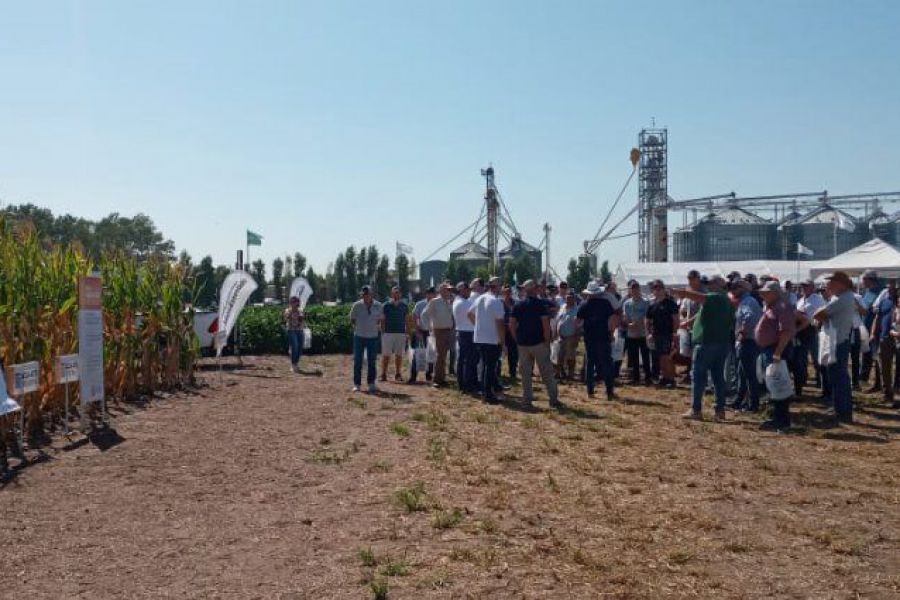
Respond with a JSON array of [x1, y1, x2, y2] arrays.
[[638, 127, 668, 262], [481, 166, 500, 269]]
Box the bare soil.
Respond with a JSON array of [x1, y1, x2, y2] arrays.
[[1, 354, 898, 599]]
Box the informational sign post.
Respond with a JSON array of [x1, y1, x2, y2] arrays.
[[56, 354, 80, 435], [78, 275, 106, 426], [4, 361, 38, 456]]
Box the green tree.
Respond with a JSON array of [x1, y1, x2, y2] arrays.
[[502, 254, 538, 286], [193, 256, 217, 308], [394, 254, 410, 295], [366, 244, 379, 283], [272, 257, 285, 302], [357, 247, 367, 286], [284, 255, 293, 285], [305, 266, 321, 305], [334, 254, 346, 303], [375, 254, 390, 299], [566, 256, 592, 295], [293, 252, 307, 278], [445, 258, 474, 286], [343, 246, 358, 301], [250, 259, 266, 303], [599, 260, 612, 283]]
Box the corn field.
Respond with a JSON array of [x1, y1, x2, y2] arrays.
[[0, 218, 198, 440]]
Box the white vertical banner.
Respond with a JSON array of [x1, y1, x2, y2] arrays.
[[289, 277, 313, 309], [216, 271, 258, 356], [78, 276, 105, 406]]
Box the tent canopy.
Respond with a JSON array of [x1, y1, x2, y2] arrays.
[[809, 238, 900, 279], [614, 260, 815, 288]]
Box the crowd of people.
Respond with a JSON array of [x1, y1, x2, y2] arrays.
[[285, 268, 900, 431]]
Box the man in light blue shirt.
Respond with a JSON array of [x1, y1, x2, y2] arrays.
[[731, 279, 763, 411], [622, 280, 651, 384]]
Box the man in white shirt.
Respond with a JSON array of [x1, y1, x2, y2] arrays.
[[453, 281, 477, 393], [468, 276, 506, 403], [794, 279, 826, 393]]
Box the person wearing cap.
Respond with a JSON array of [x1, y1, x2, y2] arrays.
[[409, 287, 437, 383], [510, 279, 560, 408], [577, 280, 620, 400], [555, 290, 581, 381], [557, 282, 571, 308], [452, 281, 477, 393], [752, 280, 798, 429], [730, 279, 762, 411], [350, 286, 384, 393], [795, 279, 826, 394], [468, 276, 507, 403], [814, 271, 857, 423], [871, 278, 899, 404], [674, 276, 733, 420], [283, 295, 306, 374], [379, 286, 408, 383], [622, 280, 651, 385], [646, 280, 679, 387], [501, 285, 520, 381], [422, 283, 455, 388]]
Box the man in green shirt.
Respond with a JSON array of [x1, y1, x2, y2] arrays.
[[674, 275, 735, 421]]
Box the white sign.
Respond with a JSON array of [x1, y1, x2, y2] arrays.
[[56, 354, 81, 384], [216, 271, 258, 356], [7, 361, 40, 396], [289, 277, 313, 310], [79, 309, 105, 405]]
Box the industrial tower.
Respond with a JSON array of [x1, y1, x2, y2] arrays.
[[638, 128, 668, 262], [481, 166, 500, 269]]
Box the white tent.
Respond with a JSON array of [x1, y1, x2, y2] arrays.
[[614, 260, 816, 288], [809, 238, 900, 279]]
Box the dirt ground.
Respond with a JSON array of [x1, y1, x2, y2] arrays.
[[1, 354, 898, 599]]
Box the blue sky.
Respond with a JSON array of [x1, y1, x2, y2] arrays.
[[1, 1, 898, 276]]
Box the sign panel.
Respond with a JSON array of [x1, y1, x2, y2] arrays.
[[56, 354, 81, 384], [216, 271, 258, 356], [78, 275, 105, 405], [6, 361, 40, 396]]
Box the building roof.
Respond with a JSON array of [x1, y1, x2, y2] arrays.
[[784, 204, 857, 227], [499, 236, 540, 257], [677, 206, 769, 231], [450, 241, 489, 257]]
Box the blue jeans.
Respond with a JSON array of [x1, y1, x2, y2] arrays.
[[735, 338, 761, 409], [692, 342, 729, 413], [584, 338, 614, 395], [827, 340, 853, 420], [456, 331, 477, 391], [353, 335, 379, 387], [287, 330, 304, 365]]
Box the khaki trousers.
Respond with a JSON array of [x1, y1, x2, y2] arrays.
[[519, 343, 559, 403], [432, 328, 453, 384]]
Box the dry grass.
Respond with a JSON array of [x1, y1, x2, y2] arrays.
[[1, 354, 898, 599]]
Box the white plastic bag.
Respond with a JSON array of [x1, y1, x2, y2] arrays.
[[678, 329, 692, 357], [302, 327, 312, 350], [611, 331, 625, 362], [756, 353, 766, 385], [818, 322, 837, 367], [411, 346, 427, 371], [426, 335, 437, 363], [550, 340, 561, 364], [765, 360, 793, 400], [858, 324, 870, 349]]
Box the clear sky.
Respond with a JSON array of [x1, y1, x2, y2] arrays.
[[1, 1, 898, 276]]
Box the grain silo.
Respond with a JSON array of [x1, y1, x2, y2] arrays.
[[673, 206, 777, 261], [781, 205, 865, 260]]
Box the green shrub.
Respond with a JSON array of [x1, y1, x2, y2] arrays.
[[238, 304, 354, 355]]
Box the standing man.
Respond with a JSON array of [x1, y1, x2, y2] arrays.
[[510, 280, 560, 408], [422, 283, 455, 388], [409, 287, 436, 383], [577, 281, 619, 400], [469, 277, 506, 403], [873, 279, 899, 404], [674, 275, 734, 421], [754, 281, 798, 430], [622, 280, 651, 385], [350, 286, 384, 393], [814, 271, 858, 424], [380, 286, 408, 382], [860, 270, 882, 389], [677, 270, 704, 384], [646, 280, 679, 388], [501, 285, 519, 380], [731, 279, 763, 411], [556, 291, 581, 381], [453, 281, 477, 393], [284, 296, 306, 374], [795, 279, 826, 394]]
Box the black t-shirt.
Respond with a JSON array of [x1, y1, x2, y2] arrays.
[[647, 297, 678, 337], [576, 297, 615, 343], [511, 296, 550, 346]]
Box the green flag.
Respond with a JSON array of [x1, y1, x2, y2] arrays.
[[247, 230, 263, 246]]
